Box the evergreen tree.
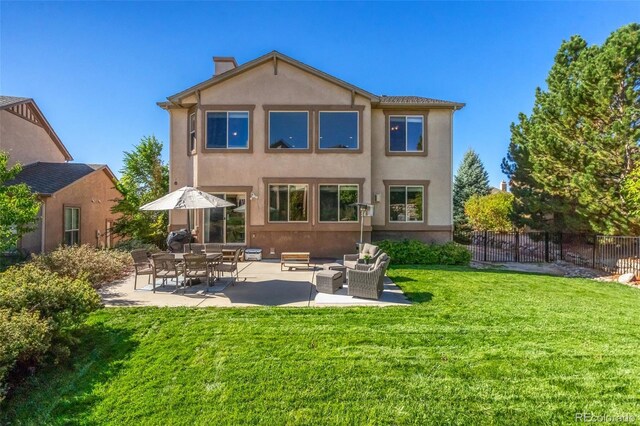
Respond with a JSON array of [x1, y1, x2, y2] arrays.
[[111, 136, 169, 247], [453, 149, 490, 230], [502, 24, 640, 234]]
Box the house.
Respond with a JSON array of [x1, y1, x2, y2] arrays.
[[1, 96, 121, 253], [158, 52, 464, 258]]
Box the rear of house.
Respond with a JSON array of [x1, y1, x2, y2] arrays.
[[158, 52, 464, 258], [1, 96, 121, 254]]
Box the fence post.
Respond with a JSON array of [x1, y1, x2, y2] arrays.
[[514, 232, 519, 262], [544, 232, 550, 262], [483, 230, 488, 262]]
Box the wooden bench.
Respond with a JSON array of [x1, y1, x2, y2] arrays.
[[280, 252, 311, 271]]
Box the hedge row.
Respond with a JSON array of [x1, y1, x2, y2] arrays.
[[375, 240, 471, 265]]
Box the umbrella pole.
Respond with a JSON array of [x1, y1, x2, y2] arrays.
[[187, 209, 192, 242]]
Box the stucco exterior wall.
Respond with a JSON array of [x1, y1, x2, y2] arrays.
[[165, 58, 456, 255], [36, 169, 121, 253], [0, 110, 67, 166]]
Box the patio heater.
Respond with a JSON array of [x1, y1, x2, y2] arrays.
[[351, 203, 370, 252]]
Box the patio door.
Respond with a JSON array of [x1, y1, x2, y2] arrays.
[[203, 193, 246, 243]]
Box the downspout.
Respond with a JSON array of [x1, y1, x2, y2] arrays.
[[450, 109, 454, 240], [40, 202, 46, 253]]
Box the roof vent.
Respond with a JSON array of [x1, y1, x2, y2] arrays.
[[213, 57, 238, 76]]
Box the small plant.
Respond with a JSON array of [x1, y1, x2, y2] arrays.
[[362, 254, 372, 264]]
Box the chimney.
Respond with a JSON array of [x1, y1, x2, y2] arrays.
[[500, 180, 508, 192], [213, 57, 237, 76]]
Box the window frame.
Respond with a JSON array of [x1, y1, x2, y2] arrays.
[[388, 185, 425, 223], [267, 183, 310, 223], [384, 110, 428, 157], [317, 111, 360, 152], [318, 184, 360, 223], [201, 105, 255, 153], [63, 206, 80, 246], [188, 112, 196, 154], [266, 110, 312, 153]]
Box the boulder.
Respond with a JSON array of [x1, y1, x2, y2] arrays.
[[618, 273, 635, 284]]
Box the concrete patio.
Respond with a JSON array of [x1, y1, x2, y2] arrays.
[[99, 260, 410, 307]]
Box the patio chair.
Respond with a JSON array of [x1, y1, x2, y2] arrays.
[[151, 253, 183, 293], [184, 243, 205, 254], [214, 248, 241, 285], [183, 253, 211, 287], [131, 249, 153, 290], [343, 243, 381, 269], [347, 253, 389, 300]]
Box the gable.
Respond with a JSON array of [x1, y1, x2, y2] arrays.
[[0, 97, 73, 162]]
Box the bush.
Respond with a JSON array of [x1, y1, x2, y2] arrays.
[[113, 239, 161, 254], [375, 240, 471, 266], [0, 264, 101, 402], [31, 245, 132, 288]]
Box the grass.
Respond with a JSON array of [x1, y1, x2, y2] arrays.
[[2, 266, 640, 425]]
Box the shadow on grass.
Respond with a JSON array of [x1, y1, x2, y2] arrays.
[[1, 321, 137, 423]]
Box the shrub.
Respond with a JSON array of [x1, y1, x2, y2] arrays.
[[31, 245, 132, 288], [0, 264, 101, 402], [114, 239, 161, 254], [375, 240, 471, 266]]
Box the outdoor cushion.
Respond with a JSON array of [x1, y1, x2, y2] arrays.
[[358, 243, 379, 259]]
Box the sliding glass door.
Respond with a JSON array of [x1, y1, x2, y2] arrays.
[[203, 193, 246, 243]]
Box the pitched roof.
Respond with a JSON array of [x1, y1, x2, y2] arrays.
[[159, 51, 464, 110], [5, 162, 115, 196], [377, 95, 464, 109], [0, 96, 30, 109], [0, 95, 73, 161], [161, 51, 379, 106]]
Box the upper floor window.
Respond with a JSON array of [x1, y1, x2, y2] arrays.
[[269, 112, 309, 150], [389, 186, 424, 222], [64, 207, 80, 245], [389, 115, 424, 152], [189, 113, 196, 152], [318, 111, 358, 150], [269, 184, 308, 222], [319, 184, 359, 222], [206, 111, 249, 149]]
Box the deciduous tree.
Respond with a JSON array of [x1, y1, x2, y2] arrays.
[[465, 192, 515, 232]]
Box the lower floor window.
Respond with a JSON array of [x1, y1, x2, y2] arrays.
[[269, 184, 308, 222], [319, 184, 359, 222], [64, 207, 80, 245], [389, 186, 424, 222]]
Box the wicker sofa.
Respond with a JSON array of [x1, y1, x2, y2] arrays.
[[343, 243, 382, 269], [346, 253, 389, 299]]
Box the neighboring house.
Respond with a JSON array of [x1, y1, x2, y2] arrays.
[[1, 96, 120, 253], [158, 51, 464, 257]]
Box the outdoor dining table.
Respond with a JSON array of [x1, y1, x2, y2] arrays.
[[172, 252, 223, 285]]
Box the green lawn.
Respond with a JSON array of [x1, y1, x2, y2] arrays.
[[3, 266, 640, 425]]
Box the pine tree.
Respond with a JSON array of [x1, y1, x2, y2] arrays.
[[453, 149, 490, 230], [502, 24, 640, 234]]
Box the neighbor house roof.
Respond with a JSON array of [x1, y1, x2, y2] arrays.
[[5, 162, 117, 196], [0, 96, 73, 161], [158, 51, 464, 110]]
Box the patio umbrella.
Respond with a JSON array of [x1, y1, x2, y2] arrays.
[[140, 186, 235, 237]]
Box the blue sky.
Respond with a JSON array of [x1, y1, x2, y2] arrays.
[[1, 1, 638, 186]]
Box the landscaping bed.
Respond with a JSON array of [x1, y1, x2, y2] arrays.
[[2, 266, 640, 424]]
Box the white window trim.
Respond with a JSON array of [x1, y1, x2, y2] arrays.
[[318, 184, 360, 223], [189, 112, 196, 152], [318, 111, 359, 150], [268, 184, 310, 223], [268, 111, 310, 150], [389, 185, 425, 223], [205, 111, 250, 149], [64, 207, 80, 245], [389, 115, 424, 153]]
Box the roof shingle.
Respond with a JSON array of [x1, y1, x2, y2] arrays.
[[378, 95, 463, 107], [0, 96, 30, 109], [5, 162, 104, 195]]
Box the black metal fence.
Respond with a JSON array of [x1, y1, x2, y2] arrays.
[[454, 231, 640, 275]]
